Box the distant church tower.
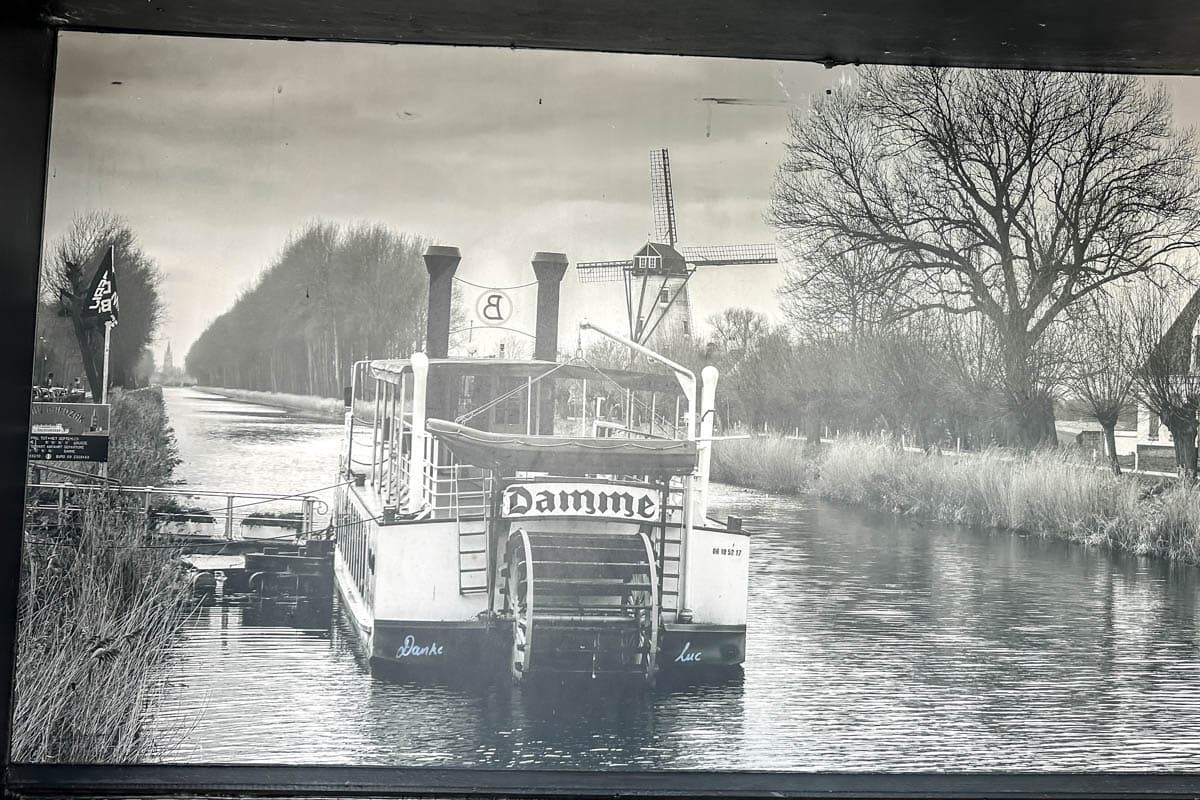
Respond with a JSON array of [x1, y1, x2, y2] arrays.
[[163, 341, 174, 373]]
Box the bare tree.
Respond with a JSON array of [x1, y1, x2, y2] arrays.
[[1064, 292, 1138, 474], [42, 212, 165, 398], [1127, 283, 1200, 479], [771, 67, 1200, 447], [779, 243, 910, 342], [708, 308, 768, 356]]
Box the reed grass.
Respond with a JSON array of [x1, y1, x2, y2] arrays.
[[710, 435, 818, 494], [13, 494, 192, 762], [713, 434, 1200, 563], [15, 386, 192, 762]]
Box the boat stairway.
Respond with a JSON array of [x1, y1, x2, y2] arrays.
[[657, 490, 686, 619], [502, 529, 659, 681]]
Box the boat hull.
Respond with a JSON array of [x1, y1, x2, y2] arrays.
[[659, 623, 746, 671], [369, 619, 493, 677]]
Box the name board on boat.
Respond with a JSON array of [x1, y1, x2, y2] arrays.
[[28, 402, 110, 463], [501, 482, 659, 521]]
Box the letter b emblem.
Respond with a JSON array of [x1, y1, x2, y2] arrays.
[[475, 290, 512, 326]]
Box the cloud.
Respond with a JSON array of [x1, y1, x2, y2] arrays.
[[46, 33, 847, 359]]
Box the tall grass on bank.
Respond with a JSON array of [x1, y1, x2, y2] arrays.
[[712, 435, 1200, 563], [710, 435, 818, 494], [15, 386, 191, 761], [14, 496, 192, 761]]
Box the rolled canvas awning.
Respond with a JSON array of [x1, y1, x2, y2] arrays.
[[425, 418, 698, 476], [370, 358, 684, 395]]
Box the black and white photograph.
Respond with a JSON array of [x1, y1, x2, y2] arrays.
[[16, 28, 1200, 773]]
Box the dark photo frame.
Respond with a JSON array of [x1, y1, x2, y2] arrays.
[[7, 3, 1200, 798]]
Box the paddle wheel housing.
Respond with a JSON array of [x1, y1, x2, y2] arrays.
[[503, 528, 658, 681]]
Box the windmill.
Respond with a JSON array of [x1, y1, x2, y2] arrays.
[[575, 148, 778, 346]]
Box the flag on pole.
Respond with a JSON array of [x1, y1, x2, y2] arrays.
[[82, 246, 119, 327]]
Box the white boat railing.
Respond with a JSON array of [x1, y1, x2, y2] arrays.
[[414, 436, 491, 518]]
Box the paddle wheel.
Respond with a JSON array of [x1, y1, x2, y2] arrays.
[[503, 528, 659, 682]]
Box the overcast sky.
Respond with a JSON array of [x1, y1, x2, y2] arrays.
[[44, 33, 1200, 365]]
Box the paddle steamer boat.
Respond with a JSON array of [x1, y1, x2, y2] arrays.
[[331, 246, 749, 681]]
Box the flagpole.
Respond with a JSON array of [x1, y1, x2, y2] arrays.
[[101, 320, 112, 404], [101, 244, 115, 405]]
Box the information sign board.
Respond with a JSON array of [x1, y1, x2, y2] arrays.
[[29, 402, 110, 463]]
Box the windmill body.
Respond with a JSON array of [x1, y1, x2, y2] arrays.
[[630, 242, 693, 343], [577, 149, 778, 348]]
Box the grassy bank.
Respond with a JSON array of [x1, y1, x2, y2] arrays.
[[713, 435, 1200, 563], [196, 386, 344, 419], [14, 386, 192, 761]]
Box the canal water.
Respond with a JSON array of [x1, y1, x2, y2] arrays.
[[147, 387, 1200, 770]]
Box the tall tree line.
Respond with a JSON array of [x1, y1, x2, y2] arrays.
[[185, 222, 432, 397]]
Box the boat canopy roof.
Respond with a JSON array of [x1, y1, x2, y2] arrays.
[[369, 357, 683, 394], [425, 418, 698, 476]]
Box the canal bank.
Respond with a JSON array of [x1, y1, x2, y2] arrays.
[[192, 386, 344, 420], [712, 435, 1200, 564]]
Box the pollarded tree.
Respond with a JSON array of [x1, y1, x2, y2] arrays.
[[1063, 291, 1139, 475], [771, 67, 1200, 447]]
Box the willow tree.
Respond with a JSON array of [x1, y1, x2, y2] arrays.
[[771, 67, 1200, 447]]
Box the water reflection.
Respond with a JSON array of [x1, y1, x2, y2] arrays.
[[148, 390, 1200, 770]]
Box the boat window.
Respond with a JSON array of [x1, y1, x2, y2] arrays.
[[458, 375, 475, 418], [492, 377, 528, 433]]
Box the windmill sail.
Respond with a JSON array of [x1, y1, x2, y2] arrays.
[[680, 243, 777, 266], [649, 149, 678, 247], [575, 259, 631, 283]]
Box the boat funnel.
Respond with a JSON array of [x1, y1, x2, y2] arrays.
[[423, 245, 461, 360], [532, 251, 569, 362], [532, 252, 568, 434]]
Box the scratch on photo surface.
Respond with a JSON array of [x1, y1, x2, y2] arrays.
[[697, 96, 789, 137]]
